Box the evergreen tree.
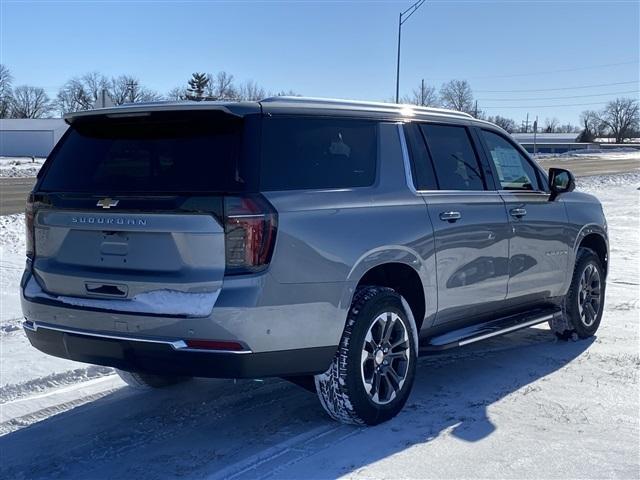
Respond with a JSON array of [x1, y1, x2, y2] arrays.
[[186, 72, 209, 101]]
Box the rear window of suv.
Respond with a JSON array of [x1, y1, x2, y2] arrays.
[[260, 117, 377, 190], [39, 111, 253, 194]]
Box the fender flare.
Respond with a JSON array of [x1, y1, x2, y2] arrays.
[[337, 245, 431, 329]]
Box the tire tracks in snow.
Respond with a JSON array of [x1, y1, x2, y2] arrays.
[[209, 424, 363, 480], [0, 376, 122, 435]]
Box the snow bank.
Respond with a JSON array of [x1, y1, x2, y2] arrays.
[[0, 157, 45, 178], [577, 172, 640, 189], [0, 365, 113, 405], [535, 149, 640, 161]]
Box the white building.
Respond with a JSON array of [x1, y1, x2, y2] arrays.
[[511, 132, 597, 154], [0, 118, 69, 157]]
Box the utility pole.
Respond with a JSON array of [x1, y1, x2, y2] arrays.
[[395, 0, 426, 103], [533, 116, 538, 156], [522, 112, 530, 133], [420, 78, 425, 105], [474, 100, 478, 118]]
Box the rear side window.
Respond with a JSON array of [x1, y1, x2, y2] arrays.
[[404, 123, 438, 190], [260, 117, 377, 190], [40, 111, 252, 194], [420, 124, 485, 191], [480, 129, 540, 191]]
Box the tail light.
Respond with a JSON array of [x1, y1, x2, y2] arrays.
[[184, 339, 245, 351], [25, 194, 36, 259], [223, 195, 277, 275]]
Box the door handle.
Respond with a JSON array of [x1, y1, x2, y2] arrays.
[[439, 211, 462, 222], [510, 207, 527, 218]]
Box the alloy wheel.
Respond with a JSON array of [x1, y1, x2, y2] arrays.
[[360, 311, 411, 405], [578, 263, 602, 327]]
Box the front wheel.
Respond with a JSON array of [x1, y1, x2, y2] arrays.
[[552, 248, 606, 340], [314, 286, 418, 425]]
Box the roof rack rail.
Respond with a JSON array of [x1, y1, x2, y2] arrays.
[[259, 96, 474, 119]]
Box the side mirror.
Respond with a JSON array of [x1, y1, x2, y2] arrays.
[[549, 168, 575, 197]]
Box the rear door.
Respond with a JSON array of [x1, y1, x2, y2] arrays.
[[30, 111, 253, 314], [407, 123, 510, 325], [476, 128, 571, 303]]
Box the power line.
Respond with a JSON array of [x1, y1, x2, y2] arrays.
[[476, 80, 639, 93], [482, 101, 610, 109], [427, 60, 638, 81], [478, 89, 639, 102]]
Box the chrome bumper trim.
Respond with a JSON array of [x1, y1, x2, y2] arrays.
[[23, 321, 253, 354]]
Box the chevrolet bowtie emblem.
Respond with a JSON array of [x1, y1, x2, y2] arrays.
[[96, 198, 119, 209]]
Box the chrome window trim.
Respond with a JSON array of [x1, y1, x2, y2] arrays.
[[498, 190, 550, 197], [397, 123, 418, 195], [23, 321, 253, 354]]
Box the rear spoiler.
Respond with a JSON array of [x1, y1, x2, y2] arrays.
[[64, 101, 261, 124]]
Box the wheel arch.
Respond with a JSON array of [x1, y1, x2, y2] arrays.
[[341, 247, 430, 333], [575, 228, 609, 277]]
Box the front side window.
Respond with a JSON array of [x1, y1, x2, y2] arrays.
[[260, 117, 377, 191], [481, 130, 540, 191], [420, 124, 485, 191]]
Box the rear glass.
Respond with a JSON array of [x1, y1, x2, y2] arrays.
[[260, 117, 377, 190], [40, 111, 251, 194]]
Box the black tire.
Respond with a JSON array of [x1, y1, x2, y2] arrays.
[[314, 286, 418, 426], [553, 248, 605, 340], [116, 369, 190, 390]]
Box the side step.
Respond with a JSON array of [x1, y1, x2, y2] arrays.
[[419, 307, 562, 354]]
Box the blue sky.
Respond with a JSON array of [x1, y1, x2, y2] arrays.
[[1, 0, 638, 124]]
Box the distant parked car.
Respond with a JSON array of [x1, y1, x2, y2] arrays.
[[22, 97, 608, 425]]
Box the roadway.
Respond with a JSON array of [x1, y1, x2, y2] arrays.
[[1, 156, 638, 216]]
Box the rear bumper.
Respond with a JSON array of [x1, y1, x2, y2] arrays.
[[24, 321, 336, 378]]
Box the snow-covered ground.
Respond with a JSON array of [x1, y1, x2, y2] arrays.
[[0, 174, 638, 479], [0, 157, 45, 178], [534, 148, 640, 161]]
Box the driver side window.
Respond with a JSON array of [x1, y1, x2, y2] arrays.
[[481, 130, 540, 191]]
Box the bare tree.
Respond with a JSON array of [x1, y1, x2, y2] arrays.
[[599, 97, 639, 143], [439, 80, 474, 114], [0, 64, 13, 118], [237, 80, 265, 101], [11, 85, 53, 118], [543, 117, 559, 133], [167, 86, 187, 101], [579, 109, 605, 142], [56, 72, 109, 113], [402, 80, 438, 107], [206, 71, 236, 99], [486, 115, 517, 133], [109, 75, 162, 105], [557, 123, 580, 134], [270, 89, 300, 97]]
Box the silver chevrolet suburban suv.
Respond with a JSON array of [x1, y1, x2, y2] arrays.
[[21, 97, 608, 425]]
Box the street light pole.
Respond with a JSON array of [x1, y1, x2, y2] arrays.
[[395, 0, 426, 104]]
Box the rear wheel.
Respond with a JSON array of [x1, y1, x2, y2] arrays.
[[314, 286, 417, 425], [116, 369, 191, 389], [552, 248, 605, 340]]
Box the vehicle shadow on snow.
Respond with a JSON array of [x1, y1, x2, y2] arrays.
[[0, 327, 593, 480]]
